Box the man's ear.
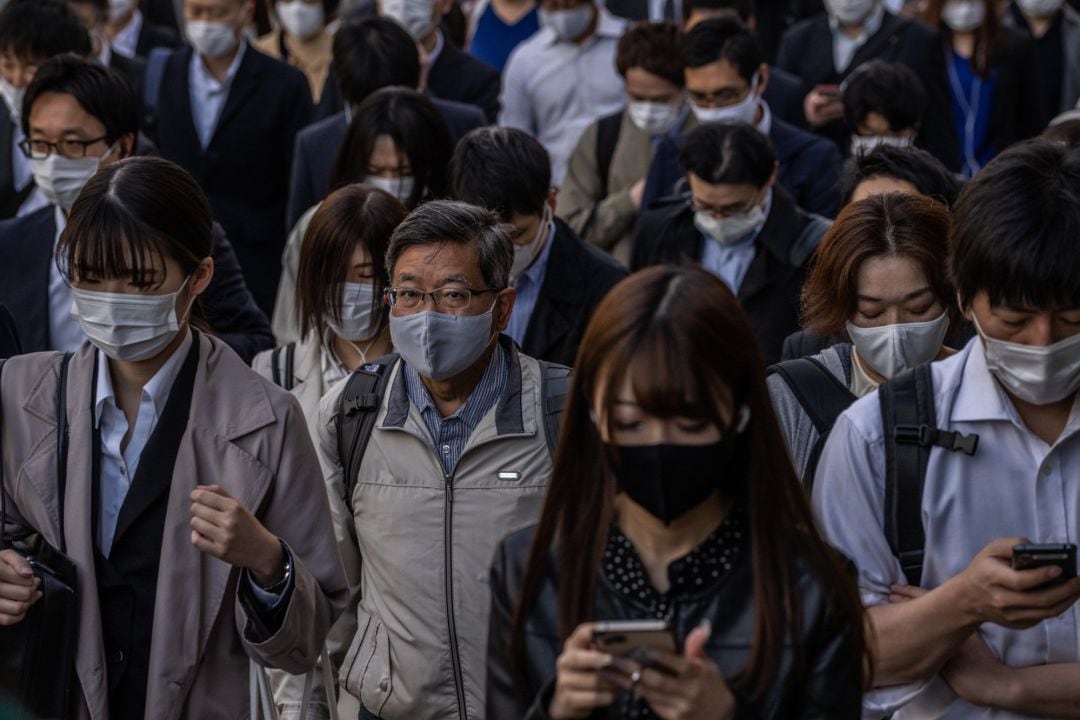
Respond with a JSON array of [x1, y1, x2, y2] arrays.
[[756, 63, 769, 98], [493, 287, 517, 332], [119, 132, 136, 159], [546, 187, 558, 216]]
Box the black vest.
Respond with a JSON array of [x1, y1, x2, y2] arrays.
[[93, 337, 199, 720]]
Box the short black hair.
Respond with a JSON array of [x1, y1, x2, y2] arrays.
[[841, 60, 927, 133], [683, 16, 761, 81], [949, 140, 1080, 310], [840, 145, 962, 207], [615, 21, 684, 87], [0, 0, 91, 63], [683, 0, 755, 23], [23, 54, 138, 144], [332, 16, 420, 107], [680, 122, 775, 187], [450, 127, 551, 220]]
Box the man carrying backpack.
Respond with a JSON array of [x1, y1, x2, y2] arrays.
[[813, 139, 1080, 718], [314, 200, 569, 720]]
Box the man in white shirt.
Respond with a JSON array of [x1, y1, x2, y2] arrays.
[[813, 139, 1080, 717], [500, 0, 626, 186], [105, 0, 180, 59]]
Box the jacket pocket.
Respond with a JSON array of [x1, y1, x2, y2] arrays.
[[341, 607, 392, 714]]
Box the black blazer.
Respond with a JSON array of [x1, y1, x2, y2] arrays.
[[286, 102, 486, 230], [135, 17, 182, 58], [631, 188, 828, 365], [140, 0, 182, 37], [0, 111, 31, 221], [110, 51, 146, 105], [0, 304, 20, 358], [0, 206, 274, 362], [521, 219, 627, 367], [426, 40, 501, 123], [766, 66, 811, 128], [603, 0, 649, 20], [149, 45, 314, 313]]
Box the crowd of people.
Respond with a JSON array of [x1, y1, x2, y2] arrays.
[[0, 0, 1078, 718]]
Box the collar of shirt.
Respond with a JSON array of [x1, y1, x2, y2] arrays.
[[320, 330, 350, 389], [755, 98, 773, 136], [54, 204, 66, 247], [404, 341, 507, 429], [427, 28, 446, 68], [93, 329, 194, 429], [850, 346, 882, 397], [828, 3, 885, 70], [112, 9, 143, 59], [98, 40, 112, 68], [191, 39, 248, 95]]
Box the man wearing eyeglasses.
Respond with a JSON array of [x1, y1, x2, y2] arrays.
[[316, 199, 568, 720], [631, 121, 829, 365]]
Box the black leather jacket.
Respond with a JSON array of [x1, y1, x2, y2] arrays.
[[487, 525, 863, 719]]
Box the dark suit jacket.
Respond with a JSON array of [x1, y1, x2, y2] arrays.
[[286, 103, 485, 229], [640, 115, 842, 218], [426, 40, 501, 123], [0, 304, 20, 358], [148, 45, 313, 314], [630, 188, 826, 364], [135, 17, 182, 58], [141, 0, 181, 36], [765, 66, 808, 128], [0, 206, 273, 362], [521, 218, 627, 366], [775, 12, 956, 168], [110, 51, 146, 105], [603, 0, 649, 20], [0, 111, 32, 221]]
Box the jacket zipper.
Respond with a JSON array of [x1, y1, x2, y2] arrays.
[[444, 472, 468, 719]]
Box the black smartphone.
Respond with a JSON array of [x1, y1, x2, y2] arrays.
[[592, 620, 679, 676], [1012, 543, 1077, 579]]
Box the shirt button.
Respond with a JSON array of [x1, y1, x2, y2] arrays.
[[442, 444, 451, 455], [1043, 465, 1053, 477]]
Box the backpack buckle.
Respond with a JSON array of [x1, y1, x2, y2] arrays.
[[894, 424, 931, 446]]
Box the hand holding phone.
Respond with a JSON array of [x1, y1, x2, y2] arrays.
[[1012, 543, 1077, 579]]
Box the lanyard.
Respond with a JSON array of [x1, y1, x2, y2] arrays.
[[947, 51, 983, 178]]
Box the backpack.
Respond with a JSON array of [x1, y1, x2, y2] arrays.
[[334, 354, 572, 509], [269, 342, 297, 392], [579, 112, 623, 238]]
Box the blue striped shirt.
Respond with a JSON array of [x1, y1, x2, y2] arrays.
[[404, 343, 509, 475]]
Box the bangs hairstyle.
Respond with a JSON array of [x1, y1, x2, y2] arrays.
[[949, 140, 1080, 311], [59, 157, 213, 292], [615, 21, 685, 87], [510, 265, 869, 703], [802, 193, 955, 338], [296, 184, 407, 340]]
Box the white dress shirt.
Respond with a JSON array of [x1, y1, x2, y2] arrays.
[[499, 7, 627, 186], [699, 189, 772, 294], [49, 207, 85, 352], [828, 2, 885, 73], [813, 338, 1080, 718], [188, 41, 247, 149], [112, 9, 143, 60]]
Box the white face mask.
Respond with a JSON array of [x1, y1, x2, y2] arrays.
[[627, 100, 684, 136], [846, 313, 950, 379], [850, 133, 914, 155], [539, 4, 594, 42], [1017, 0, 1064, 17], [0, 76, 23, 125], [690, 74, 759, 126], [71, 278, 193, 362], [31, 145, 116, 211], [108, 0, 135, 23], [389, 304, 496, 381], [693, 193, 767, 246], [329, 282, 379, 341], [941, 0, 985, 31], [381, 0, 436, 40], [974, 314, 1080, 406], [366, 175, 416, 205], [186, 19, 240, 59], [825, 0, 878, 25], [510, 206, 551, 280], [276, 0, 325, 39]]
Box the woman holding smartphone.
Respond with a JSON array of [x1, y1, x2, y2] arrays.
[[486, 266, 868, 719]]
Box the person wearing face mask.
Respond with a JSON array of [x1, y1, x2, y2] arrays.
[[558, 22, 692, 264], [840, 60, 927, 157], [315, 200, 569, 719], [255, 0, 337, 102], [839, 143, 963, 207], [767, 192, 957, 483], [500, 0, 627, 186], [1005, 0, 1080, 128], [813, 140, 1080, 719], [920, 0, 1041, 178], [633, 123, 829, 365], [273, 87, 452, 343], [451, 127, 626, 367], [640, 17, 843, 219], [146, 0, 314, 317], [0, 54, 273, 361], [0, 155, 348, 720], [103, 0, 181, 60], [487, 264, 868, 718], [67, 0, 148, 94]]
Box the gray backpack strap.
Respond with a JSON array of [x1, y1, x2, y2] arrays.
[[538, 360, 572, 455], [335, 354, 399, 509], [142, 47, 171, 130]]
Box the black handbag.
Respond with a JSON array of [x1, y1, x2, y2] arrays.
[[0, 352, 80, 719]]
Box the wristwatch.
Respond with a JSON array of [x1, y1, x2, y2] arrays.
[[258, 540, 291, 595]]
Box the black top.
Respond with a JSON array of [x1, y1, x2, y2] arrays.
[[1012, 3, 1065, 127]]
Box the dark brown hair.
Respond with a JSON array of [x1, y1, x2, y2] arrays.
[[922, 0, 1002, 76], [510, 265, 869, 702], [801, 193, 955, 339], [616, 21, 685, 87], [295, 184, 407, 340]]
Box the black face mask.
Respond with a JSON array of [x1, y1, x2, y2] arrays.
[[610, 440, 743, 526]]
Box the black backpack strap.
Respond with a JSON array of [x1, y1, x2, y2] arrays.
[[336, 354, 399, 508], [55, 352, 73, 555], [880, 364, 978, 587], [538, 360, 572, 455], [581, 112, 624, 237], [269, 343, 297, 391]]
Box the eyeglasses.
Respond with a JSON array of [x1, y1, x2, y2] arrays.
[[690, 197, 758, 219], [18, 136, 108, 160], [386, 286, 499, 310]]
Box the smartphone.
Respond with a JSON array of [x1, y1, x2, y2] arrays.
[[593, 620, 678, 675], [1012, 543, 1077, 579], [814, 83, 841, 99]]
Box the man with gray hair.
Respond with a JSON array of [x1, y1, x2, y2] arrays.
[[315, 200, 570, 720]]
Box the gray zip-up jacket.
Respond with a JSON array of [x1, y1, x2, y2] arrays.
[[315, 341, 556, 719]]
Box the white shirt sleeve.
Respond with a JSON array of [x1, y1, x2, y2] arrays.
[[498, 48, 535, 134]]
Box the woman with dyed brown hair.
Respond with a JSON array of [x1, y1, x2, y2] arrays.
[[487, 264, 868, 719]]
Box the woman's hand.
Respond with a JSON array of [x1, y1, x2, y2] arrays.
[[0, 548, 40, 625], [190, 485, 284, 586], [635, 621, 736, 720], [549, 623, 634, 719]]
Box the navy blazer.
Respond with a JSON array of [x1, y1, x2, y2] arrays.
[[640, 115, 842, 219], [426, 40, 501, 123], [766, 66, 811, 129], [286, 103, 485, 229], [135, 16, 182, 58], [521, 218, 627, 367], [148, 45, 313, 315], [0, 206, 274, 363]]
